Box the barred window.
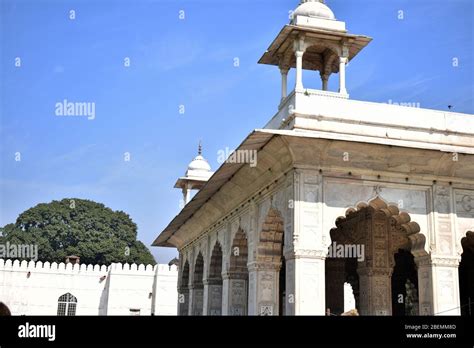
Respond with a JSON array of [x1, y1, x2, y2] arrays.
[[57, 293, 77, 316]]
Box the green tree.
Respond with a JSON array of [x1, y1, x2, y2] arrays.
[[1, 199, 155, 265]]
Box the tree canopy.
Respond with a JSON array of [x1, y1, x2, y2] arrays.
[[0, 199, 155, 265]]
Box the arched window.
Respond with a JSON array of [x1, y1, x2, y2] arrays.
[[57, 293, 77, 316]]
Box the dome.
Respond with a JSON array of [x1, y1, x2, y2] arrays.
[[293, 0, 336, 20], [181, 143, 214, 182], [187, 154, 212, 173]]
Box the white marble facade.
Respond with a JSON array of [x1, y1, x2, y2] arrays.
[[172, 167, 473, 316], [154, 0, 474, 316]]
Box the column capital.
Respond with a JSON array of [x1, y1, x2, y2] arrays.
[[293, 33, 307, 53], [279, 66, 289, 75], [339, 56, 349, 64], [416, 255, 460, 267], [295, 50, 305, 58], [189, 284, 204, 290], [284, 248, 327, 260], [203, 278, 222, 286], [247, 261, 281, 272], [357, 266, 393, 277], [222, 271, 248, 280]]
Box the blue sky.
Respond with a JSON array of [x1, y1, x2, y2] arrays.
[[1, 0, 473, 263]]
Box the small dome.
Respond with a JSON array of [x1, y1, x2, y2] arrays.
[[294, 0, 336, 20], [187, 155, 211, 173]]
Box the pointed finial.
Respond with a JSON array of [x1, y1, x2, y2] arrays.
[[198, 140, 202, 155]]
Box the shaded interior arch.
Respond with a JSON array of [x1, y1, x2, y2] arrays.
[[391, 249, 418, 316], [230, 229, 248, 274], [209, 242, 223, 280], [178, 260, 190, 316], [192, 253, 204, 315], [208, 242, 223, 315], [459, 231, 474, 316], [258, 207, 285, 315], [258, 208, 284, 263], [229, 229, 249, 315], [326, 196, 425, 316]]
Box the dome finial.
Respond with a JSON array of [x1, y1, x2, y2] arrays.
[[198, 140, 202, 155]]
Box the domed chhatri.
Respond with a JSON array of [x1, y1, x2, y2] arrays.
[[293, 0, 336, 20], [186, 144, 212, 176], [175, 142, 214, 205], [259, 0, 371, 99]]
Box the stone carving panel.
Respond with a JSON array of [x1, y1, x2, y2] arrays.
[[209, 285, 223, 316], [192, 289, 204, 315], [230, 280, 246, 316], [260, 273, 274, 301]]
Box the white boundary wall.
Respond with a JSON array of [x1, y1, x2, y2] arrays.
[[0, 259, 178, 316]]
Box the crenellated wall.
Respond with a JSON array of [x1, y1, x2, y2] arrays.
[[0, 259, 178, 316]]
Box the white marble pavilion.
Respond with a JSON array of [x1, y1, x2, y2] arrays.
[[153, 0, 474, 316]]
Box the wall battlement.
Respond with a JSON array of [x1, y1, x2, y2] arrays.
[[0, 259, 177, 276], [0, 258, 179, 316]]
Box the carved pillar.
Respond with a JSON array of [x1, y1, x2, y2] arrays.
[[284, 169, 326, 315], [190, 251, 205, 315], [428, 185, 461, 315], [248, 262, 280, 316], [178, 287, 189, 316], [415, 255, 434, 315], [223, 224, 249, 315], [190, 285, 204, 315], [358, 267, 393, 315], [177, 256, 190, 316], [188, 288, 194, 316], [357, 209, 394, 315], [205, 278, 223, 315], [201, 247, 210, 316], [285, 252, 326, 315], [186, 252, 194, 315], [223, 272, 248, 315], [221, 275, 230, 315]]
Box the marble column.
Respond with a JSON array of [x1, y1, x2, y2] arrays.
[[205, 278, 223, 316], [295, 51, 305, 91], [338, 57, 348, 95], [280, 67, 289, 103], [178, 286, 189, 316], [357, 266, 393, 315], [248, 262, 281, 316], [222, 272, 248, 316]]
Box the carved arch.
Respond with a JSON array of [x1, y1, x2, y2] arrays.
[[209, 241, 223, 280], [257, 208, 284, 263], [331, 196, 426, 261], [230, 228, 248, 274]]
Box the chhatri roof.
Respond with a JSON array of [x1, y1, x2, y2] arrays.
[[174, 143, 214, 189]]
